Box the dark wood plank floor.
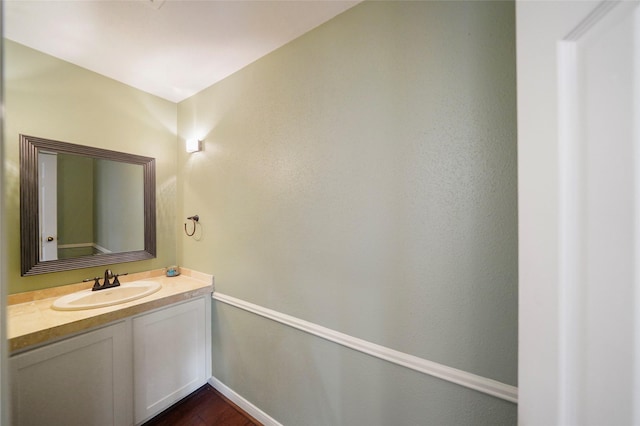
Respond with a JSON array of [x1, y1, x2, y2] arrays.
[[142, 384, 261, 426]]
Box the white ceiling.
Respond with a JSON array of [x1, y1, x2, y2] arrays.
[[4, 0, 360, 103]]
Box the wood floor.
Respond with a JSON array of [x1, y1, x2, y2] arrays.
[[142, 384, 261, 426]]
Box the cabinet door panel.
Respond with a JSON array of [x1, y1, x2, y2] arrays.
[[10, 321, 133, 426], [133, 297, 207, 423]]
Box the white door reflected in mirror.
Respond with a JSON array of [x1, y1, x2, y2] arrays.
[[38, 152, 58, 261]]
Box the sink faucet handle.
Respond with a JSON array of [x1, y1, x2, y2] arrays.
[[113, 272, 128, 286], [83, 277, 102, 291]]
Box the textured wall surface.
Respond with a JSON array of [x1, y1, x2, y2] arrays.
[[4, 40, 178, 293], [57, 154, 94, 247], [178, 1, 517, 424], [94, 160, 144, 253]]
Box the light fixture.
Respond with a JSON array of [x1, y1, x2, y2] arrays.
[[186, 138, 201, 153]]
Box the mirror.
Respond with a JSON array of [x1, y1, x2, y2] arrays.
[[20, 134, 156, 276]]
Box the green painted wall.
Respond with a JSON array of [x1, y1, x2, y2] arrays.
[[3, 40, 178, 293], [93, 159, 144, 253], [57, 154, 94, 252], [178, 1, 517, 424]]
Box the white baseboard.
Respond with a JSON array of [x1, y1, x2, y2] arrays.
[[212, 292, 518, 404], [208, 376, 282, 426]]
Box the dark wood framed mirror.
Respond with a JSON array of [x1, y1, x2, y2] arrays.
[[20, 134, 156, 276]]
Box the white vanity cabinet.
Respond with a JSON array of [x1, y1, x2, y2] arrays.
[[10, 320, 134, 426], [133, 296, 210, 424], [10, 295, 211, 426]]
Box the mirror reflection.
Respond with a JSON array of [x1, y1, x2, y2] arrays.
[[41, 152, 144, 261]]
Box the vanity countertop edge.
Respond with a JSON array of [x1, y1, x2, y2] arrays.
[[7, 268, 214, 354]]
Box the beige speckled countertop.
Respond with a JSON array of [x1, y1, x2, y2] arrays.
[[8, 268, 213, 354]]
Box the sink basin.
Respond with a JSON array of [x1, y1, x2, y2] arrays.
[[51, 281, 162, 311]]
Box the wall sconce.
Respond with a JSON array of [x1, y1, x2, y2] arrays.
[[186, 138, 201, 153]]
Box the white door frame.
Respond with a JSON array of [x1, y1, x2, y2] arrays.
[[0, 1, 7, 423], [518, 1, 639, 424]]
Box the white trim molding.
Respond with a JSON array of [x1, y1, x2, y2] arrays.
[[208, 376, 283, 426], [557, 39, 582, 425], [212, 292, 518, 404]]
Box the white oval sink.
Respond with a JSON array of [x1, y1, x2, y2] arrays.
[[51, 281, 162, 311]]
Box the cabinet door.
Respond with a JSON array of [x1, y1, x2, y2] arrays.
[[133, 297, 207, 423], [10, 321, 133, 426]]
